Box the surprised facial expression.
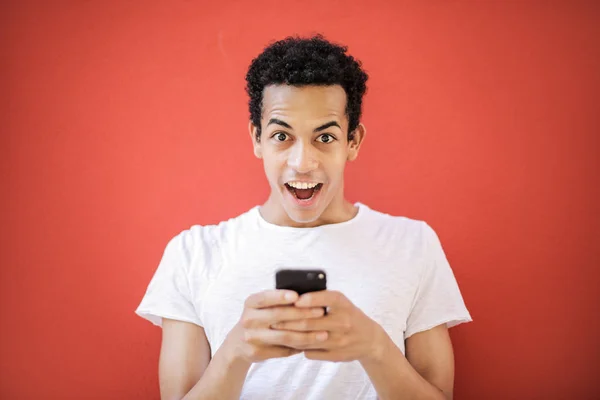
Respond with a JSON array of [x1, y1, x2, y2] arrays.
[[250, 84, 363, 225]]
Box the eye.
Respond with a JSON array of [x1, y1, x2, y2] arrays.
[[316, 134, 336, 144], [273, 132, 289, 142]]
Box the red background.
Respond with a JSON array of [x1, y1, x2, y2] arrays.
[[1, 1, 599, 399]]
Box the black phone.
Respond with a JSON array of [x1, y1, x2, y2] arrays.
[[275, 269, 327, 295]]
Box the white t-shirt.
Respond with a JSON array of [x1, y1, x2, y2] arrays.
[[136, 203, 472, 400]]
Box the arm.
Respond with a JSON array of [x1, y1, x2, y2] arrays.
[[278, 291, 455, 400], [360, 324, 454, 400], [160, 319, 251, 400], [159, 290, 328, 400]]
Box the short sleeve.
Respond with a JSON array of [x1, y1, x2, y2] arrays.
[[405, 222, 472, 339], [135, 229, 206, 328]]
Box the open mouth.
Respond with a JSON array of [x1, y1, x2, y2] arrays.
[[285, 182, 324, 201]]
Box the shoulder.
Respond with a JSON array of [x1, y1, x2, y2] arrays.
[[165, 207, 258, 270], [359, 203, 432, 243]]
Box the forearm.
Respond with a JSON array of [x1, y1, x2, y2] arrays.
[[182, 339, 251, 400], [360, 335, 447, 400]]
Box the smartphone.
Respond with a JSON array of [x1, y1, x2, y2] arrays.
[[275, 269, 327, 295]]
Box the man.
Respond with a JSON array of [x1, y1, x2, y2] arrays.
[[136, 35, 472, 400]]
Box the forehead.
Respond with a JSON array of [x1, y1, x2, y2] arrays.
[[262, 84, 347, 123]]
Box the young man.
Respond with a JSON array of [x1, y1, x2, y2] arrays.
[[136, 35, 472, 400]]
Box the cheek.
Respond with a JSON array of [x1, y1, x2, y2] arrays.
[[262, 154, 285, 181], [324, 155, 348, 180]]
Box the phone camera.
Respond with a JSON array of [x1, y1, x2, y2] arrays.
[[307, 272, 315, 280]]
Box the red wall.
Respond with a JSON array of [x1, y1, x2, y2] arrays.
[[1, 1, 598, 399]]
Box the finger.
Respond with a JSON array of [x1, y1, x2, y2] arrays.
[[242, 306, 324, 329], [245, 290, 299, 309], [258, 306, 325, 326], [244, 328, 329, 350], [271, 315, 341, 332], [263, 346, 303, 359], [245, 345, 302, 361], [294, 290, 346, 309]]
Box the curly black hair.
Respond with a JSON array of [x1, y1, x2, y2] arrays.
[[245, 34, 368, 141]]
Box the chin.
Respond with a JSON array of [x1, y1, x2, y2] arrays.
[[284, 207, 323, 225]]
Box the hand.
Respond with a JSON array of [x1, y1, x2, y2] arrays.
[[224, 289, 330, 364], [271, 290, 389, 363]]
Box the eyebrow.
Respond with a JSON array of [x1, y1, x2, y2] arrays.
[[266, 118, 341, 132], [267, 118, 293, 129], [314, 121, 341, 132]]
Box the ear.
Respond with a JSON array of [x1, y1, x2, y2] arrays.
[[248, 121, 262, 159], [347, 123, 366, 161]]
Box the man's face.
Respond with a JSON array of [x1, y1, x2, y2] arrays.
[[250, 84, 364, 225]]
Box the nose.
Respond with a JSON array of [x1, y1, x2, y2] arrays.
[[287, 142, 318, 173]]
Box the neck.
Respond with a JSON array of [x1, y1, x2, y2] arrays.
[[259, 190, 358, 228]]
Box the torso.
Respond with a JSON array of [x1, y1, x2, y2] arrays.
[[187, 203, 427, 400]]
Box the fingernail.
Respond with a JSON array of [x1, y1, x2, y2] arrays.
[[312, 308, 323, 316], [285, 292, 297, 301], [316, 332, 328, 341]]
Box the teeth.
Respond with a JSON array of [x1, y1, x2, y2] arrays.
[[288, 181, 319, 189]]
